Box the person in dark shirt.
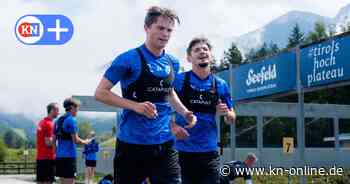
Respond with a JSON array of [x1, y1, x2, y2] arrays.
[[98, 174, 113, 184], [220, 153, 258, 184]]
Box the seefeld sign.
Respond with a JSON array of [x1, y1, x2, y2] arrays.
[[232, 52, 296, 101], [246, 64, 277, 86]]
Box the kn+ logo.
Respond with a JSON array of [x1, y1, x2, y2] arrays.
[[15, 15, 73, 45]]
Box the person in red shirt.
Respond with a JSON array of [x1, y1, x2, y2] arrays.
[[36, 102, 59, 184]]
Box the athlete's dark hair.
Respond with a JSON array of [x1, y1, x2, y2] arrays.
[[63, 97, 80, 112], [46, 102, 58, 114], [144, 6, 180, 27], [186, 37, 212, 56]]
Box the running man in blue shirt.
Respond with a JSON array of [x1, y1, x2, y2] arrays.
[[172, 37, 236, 184], [54, 98, 91, 184], [83, 131, 99, 184], [95, 6, 196, 184]]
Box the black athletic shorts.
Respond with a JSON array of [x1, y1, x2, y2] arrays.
[[36, 159, 55, 182], [85, 160, 97, 167], [55, 157, 77, 178], [179, 151, 220, 184], [114, 139, 181, 184]]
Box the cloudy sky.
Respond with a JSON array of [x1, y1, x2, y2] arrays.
[[1, 0, 349, 119]]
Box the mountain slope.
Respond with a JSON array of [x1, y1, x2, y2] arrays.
[[234, 10, 333, 52], [76, 116, 115, 134], [335, 3, 350, 32], [0, 112, 36, 140]]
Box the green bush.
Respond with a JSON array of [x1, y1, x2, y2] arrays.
[[0, 139, 8, 162]]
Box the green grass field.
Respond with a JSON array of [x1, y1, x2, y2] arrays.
[[5, 148, 36, 162], [100, 138, 115, 148]]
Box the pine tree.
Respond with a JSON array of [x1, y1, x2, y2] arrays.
[[287, 23, 305, 48], [306, 21, 328, 43], [255, 42, 269, 59], [222, 42, 243, 66], [245, 42, 279, 62], [268, 42, 279, 54]]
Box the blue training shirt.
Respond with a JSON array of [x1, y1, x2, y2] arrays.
[[55, 113, 78, 158], [104, 44, 180, 145], [173, 71, 234, 152], [83, 139, 99, 161]]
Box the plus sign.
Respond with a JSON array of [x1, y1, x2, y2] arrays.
[[47, 19, 69, 41]]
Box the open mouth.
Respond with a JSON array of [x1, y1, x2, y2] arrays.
[[198, 55, 209, 60], [159, 38, 168, 42], [198, 62, 209, 68]]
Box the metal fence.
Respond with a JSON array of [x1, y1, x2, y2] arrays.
[[0, 162, 36, 175]]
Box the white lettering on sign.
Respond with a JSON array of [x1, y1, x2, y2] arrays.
[[306, 40, 344, 86], [246, 64, 277, 86]]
